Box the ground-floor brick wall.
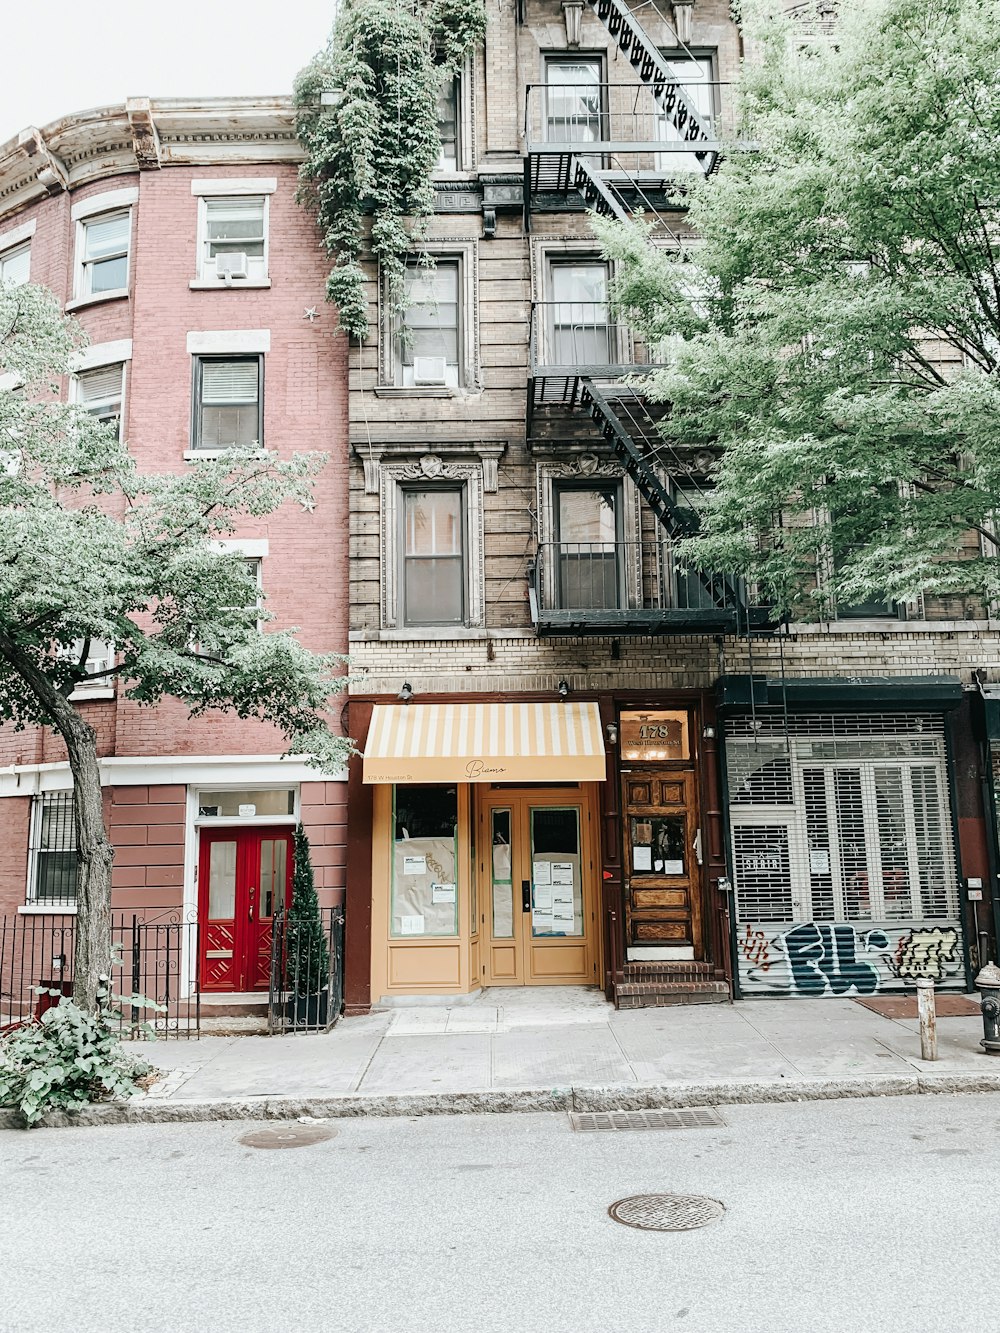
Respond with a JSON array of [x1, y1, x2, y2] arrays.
[[109, 786, 187, 910], [0, 797, 30, 914], [301, 781, 348, 907]]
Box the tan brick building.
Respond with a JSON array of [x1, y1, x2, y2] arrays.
[[344, 0, 998, 1010]]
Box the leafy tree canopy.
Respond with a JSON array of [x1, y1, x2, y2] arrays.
[[596, 0, 1000, 617]]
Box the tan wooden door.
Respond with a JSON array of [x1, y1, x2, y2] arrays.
[[623, 770, 703, 952], [478, 790, 598, 986]]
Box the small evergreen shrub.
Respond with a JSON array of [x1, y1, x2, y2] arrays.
[[285, 823, 331, 996]]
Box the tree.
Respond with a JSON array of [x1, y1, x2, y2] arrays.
[[0, 281, 352, 1012], [595, 0, 1000, 618], [285, 823, 330, 996]]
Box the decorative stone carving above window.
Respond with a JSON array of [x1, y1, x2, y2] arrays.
[[353, 440, 505, 495]]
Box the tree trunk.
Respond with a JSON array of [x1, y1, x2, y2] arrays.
[[0, 630, 114, 1013]]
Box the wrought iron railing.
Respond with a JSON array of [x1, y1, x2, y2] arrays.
[[0, 909, 200, 1039], [529, 301, 634, 372], [267, 905, 345, 1035], [532, 539, 746, 619], [524, 82, 721, 164]]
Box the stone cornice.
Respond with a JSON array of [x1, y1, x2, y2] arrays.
[[0, 96, 300, 223]]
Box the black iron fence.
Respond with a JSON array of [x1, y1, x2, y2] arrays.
[[0, 909, 200, 1039], [268, 906, 345, 1035]]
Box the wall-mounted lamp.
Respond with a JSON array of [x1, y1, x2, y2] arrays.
[[702, 725, 716, 740], [605, 721, 619, 746], [557, 679, 571, 700], [672, 0, 694, 44], [562, 0, 584, 47], [397, 682, 414, 704]]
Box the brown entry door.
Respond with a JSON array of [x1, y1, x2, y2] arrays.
[[623, 771, 703, 952], [198, 828, 292, 992]]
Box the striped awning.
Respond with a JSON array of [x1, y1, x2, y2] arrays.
[[362, 701, 607, 785]]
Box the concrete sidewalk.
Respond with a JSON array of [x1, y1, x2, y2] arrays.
[[7, 987, 999, 1129]]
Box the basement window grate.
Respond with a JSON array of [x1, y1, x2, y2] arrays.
[[570, 1108, 724, 1132]]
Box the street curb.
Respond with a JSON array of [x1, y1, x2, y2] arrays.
[[5, 1069, 1000, 1129]]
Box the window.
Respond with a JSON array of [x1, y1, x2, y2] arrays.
[[62, 638, 115, 698], [192, 356, 262, 450], [75, 363, 124, 440], [544, 58, 604, 143], [199, 195, 267, 282], [437, 78, 461, 171], [391, 785, 459, 937], [547, 261, 611, 365], [29, 793, 78, 904], [397, 261, 461, 388], [656, 53, 717, 173], [554, 483, 622, 609], [0, 242, 30, 286], [78, 211, 130, 298], [401, 487, 466, 625]]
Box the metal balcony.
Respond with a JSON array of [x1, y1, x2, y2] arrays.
[[529, 540, 770, 636]]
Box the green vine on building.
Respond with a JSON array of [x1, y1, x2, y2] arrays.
[[295, 0, 487, 340]]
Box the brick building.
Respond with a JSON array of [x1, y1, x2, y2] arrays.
[[344, 0, 999, 1010], [0, 98, 349, 1004]]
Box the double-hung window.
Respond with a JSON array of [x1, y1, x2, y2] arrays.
[[200, 195, 267, 282], [79, 211, 131, 298], [656, 53, 717, 174], [192, 356, 263, 450], [548, 260, 612, 366], [397, 261, 461, 388], [28, 792, 78, 905], [0, 242, 30, 286], [76, 363, 124, 441], [401, 487, 466, 626], [544, 57, 604, 143], [553, 483, 622, 610], [436, 79, 461, 172]]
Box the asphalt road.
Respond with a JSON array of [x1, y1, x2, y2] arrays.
[[1, 1094, 996, 1333]]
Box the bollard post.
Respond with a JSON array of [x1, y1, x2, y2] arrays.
[[916, 977, 937, 1061]]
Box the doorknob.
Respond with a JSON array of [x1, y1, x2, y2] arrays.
[[693, 830, 703, 867], [522, 879, 531, 913], [249, 888, 255, 923]]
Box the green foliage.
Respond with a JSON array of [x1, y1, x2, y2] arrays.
[[294, 0, 487, 339], [595, 0, 1000, 617], [0, 991, 157, 1127], [285, 823, 330, 995], [0, 280, 353, 773]]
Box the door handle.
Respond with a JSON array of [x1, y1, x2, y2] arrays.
[[522, 879, 531, 913], [693, 830, 703, 867], [249, 889, 255, 923]]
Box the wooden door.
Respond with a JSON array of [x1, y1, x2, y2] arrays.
[[623, 771, 703, 952], [198, 828, 293, 992], [479, 791, 597, 987]]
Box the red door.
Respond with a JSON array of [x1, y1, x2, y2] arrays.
[[198, 828, 293, 992]]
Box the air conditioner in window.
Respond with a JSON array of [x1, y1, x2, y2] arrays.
[[216, 252, 249, 282], [412, 356, 448, 386]]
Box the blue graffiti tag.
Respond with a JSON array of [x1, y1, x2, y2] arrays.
[[783, 922, 882, 996]]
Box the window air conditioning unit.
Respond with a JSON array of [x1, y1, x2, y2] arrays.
[[216, 252, 249, 282], [413, 356, 448, 386]]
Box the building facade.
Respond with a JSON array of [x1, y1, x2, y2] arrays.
[[344, 0, 998, 1011], [0, 98, 350, 1002]]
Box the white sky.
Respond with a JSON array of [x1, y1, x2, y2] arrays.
[[0, 0, 335, 145]]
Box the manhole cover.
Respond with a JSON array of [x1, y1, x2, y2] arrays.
[[571, 1108, 724, 1132], [238, 1124, 336, 1150], [608, 1193, 726, 1232]]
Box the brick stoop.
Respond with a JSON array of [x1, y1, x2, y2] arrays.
[[614, 961, 731, 1009]]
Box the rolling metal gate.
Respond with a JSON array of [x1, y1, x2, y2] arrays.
[[725, 712, 963, 996]]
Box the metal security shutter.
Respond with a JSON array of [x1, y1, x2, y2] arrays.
[[726, 712, 963, 995]]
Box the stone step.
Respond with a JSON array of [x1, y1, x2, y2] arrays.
[[622, 961, 716, 982], [614, 979, 731, 1010]]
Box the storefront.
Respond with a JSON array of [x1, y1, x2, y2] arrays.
[[719, 676, 973, 998]]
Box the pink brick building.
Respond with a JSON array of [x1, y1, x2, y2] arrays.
[[0, 99, 349, 1002]]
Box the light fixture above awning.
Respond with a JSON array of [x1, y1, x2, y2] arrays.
[[362, 701, 607, 785]]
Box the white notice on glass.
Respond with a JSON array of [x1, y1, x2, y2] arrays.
[[533, 860, 552, 886], [633, 845, 652, 871], [238, 803, 256, 817], [532, 910, 553, 933], [534, 886, 553, 910], [551, 863, 574, 886], [810, 850, 831, 876], [663, 859, 684, 876], [399, 915, 425, 935], [432, 882, 457, 904], [402, 855, 427, 876]]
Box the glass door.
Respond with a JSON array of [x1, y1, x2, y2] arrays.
[[480, 791, 597, 986]]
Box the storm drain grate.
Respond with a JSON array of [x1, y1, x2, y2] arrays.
[[570, 1108, 724, 1133], [238, 1124, 337, 1150], [608, 1193, 726, 1232]]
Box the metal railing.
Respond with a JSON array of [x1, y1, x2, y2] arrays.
[[524, 82, 721, 165], [0, 909, 200, 1039], [268, 905, 345, 1035], [532, 540, 746, 618], [529, 301, 635, 372]]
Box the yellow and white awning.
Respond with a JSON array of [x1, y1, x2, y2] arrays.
[[363, 701, 606, 784]]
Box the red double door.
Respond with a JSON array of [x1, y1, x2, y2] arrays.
[[198, 828, 293, 992]]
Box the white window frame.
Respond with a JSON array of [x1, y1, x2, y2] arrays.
[[73, 362, 126, 442], [60, 638, 116, 700], [70, 190, 137, 306], [0, 240, 30, 286], [378, 240, 480, 393], [0, 219, 35, 286], [194, 194, 270, 286]]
